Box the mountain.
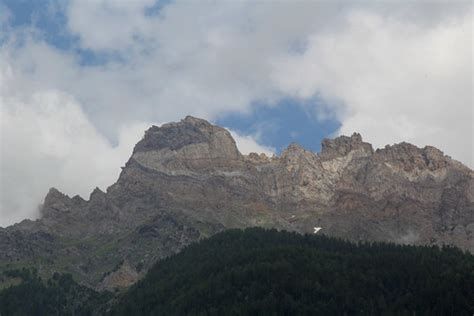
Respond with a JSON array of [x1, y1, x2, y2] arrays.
[[2, 228, 473, 315], [0, 116, 473, 290]]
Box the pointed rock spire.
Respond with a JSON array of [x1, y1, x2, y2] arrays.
[[43, 187, 70, 208]]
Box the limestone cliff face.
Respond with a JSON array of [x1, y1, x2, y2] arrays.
[[1, 116, 472, 290], [132, 116, 242, 172]]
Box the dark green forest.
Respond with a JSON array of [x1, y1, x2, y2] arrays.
[[0, 268, 112, 315], [1, 228, 474, 315]]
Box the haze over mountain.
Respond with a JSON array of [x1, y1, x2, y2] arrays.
[[0, 116, 472, 290]]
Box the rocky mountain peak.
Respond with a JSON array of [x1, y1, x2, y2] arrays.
[[43, 188, 70, 209], [374, 142, 451, 172], [320, 132, 374, 160], [182, 115, 212, 125], [133, 116, 237, 154], [40, 188, 73, 222], [129, 117, 241, 173], [422, 146, 448, 170], [285, 142, 306, 153], [280, 143, 310, 162], [89, 187, 106, 200]]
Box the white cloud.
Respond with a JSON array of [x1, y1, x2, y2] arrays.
[[0, 72, 152, 225], [228, 129, 275, 156], [0, 1, 472, 226], [67, 0, 158, 51], [272, 9, 473, 167]]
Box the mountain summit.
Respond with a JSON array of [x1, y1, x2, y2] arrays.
[[1, 116, 473, 290]]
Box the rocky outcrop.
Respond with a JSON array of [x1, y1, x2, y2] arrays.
[[97, 260, 139, 291], [133, 116, 241, 171], [320, 132, 373, 160], [1, 116, 472, 290]]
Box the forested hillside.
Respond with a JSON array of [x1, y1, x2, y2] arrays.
[[0, 269, 112, 315], [1, 228, 473, 315], [114, 228, 474, 315]]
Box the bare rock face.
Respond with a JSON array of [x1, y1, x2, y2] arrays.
[[132, 116, 241, 172], [97, 260, 139, 291], [320, 132, 373, 160], [1, 116, 472, 289]]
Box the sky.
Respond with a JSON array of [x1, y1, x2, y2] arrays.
[[0, 0, 472, 227]]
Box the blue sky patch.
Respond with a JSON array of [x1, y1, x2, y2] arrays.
[[217, 99, 341, 154], [2, 0, 122, 66]]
